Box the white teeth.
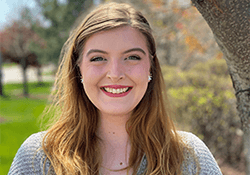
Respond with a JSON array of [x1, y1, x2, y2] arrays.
[[103, 87, 129, 94]]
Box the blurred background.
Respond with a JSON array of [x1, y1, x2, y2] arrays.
[[0, 0, 245, 174]]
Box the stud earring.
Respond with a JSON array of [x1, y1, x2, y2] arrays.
[[81, 79, 84, 84], [148, 75, 152, 81]]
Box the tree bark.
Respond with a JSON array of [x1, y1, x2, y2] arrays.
[[190, 0, 250, 174], [21, 57, 29, 98], [37, 66, 43, 85]]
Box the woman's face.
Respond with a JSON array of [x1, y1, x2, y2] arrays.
[[79, 26, 151, 117]]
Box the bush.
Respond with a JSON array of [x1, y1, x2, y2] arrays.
[[162, 59, 243, 166]]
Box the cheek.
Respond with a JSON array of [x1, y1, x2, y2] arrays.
[[81, 68, 103, 102], [127, 63, 150, 80], [81, 65, 103, 82]]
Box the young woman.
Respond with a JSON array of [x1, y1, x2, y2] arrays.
[[8, 2, 222, 175]]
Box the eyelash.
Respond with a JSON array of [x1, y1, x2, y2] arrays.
[[90, 57, 106, 62], [125, 55, 141, 60], [90, 55, 141, 62]]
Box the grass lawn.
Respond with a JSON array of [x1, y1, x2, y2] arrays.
[[0, 81, 53, 175], [2, 63, 18, 68]]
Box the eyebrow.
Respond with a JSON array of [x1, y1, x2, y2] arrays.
[[86, 49, 107, 56], [123, 48, 146, 55], [86, 48, 146, 56]]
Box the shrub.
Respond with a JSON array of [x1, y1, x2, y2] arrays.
[[162, 59, 243, 166]]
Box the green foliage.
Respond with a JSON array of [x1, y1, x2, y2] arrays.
[[162, 59, 243, 165], [0, 82, 53, 175], [31, 0, 91, 64]]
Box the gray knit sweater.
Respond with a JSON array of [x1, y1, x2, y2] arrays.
[[8, 131, 222, 175]]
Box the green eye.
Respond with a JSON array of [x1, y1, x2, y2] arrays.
[[90, 57, 106, 62], [126, 56, 141, 60]]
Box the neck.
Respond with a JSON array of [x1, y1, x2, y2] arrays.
[[97, 112, 133, 174], [97, 113, 130, 145]]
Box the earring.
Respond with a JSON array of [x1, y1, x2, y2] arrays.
[[81, 79, 84, 84], [148, 75, 152, 81]]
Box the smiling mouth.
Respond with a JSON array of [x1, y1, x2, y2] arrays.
[[101, 87, 132, 94]]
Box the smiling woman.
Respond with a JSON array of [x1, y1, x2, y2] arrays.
[[80, 26, 151, 118], [8, 2, 222, 175]]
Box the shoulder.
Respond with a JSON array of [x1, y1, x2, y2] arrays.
[[177, 131, 222, 175], [8, 131, 52, 175]]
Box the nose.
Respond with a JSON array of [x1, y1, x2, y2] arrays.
[[106, 59, 125, 82]]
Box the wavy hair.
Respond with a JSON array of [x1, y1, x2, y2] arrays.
[[41, 2, 186, 175]]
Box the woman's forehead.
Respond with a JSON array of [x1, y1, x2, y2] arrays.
[[82, 26, 149, 55]]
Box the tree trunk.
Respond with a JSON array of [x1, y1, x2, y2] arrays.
[[0, 52, 4, 97], [190, 0, 250, 174], [21, 57, 29, 97], [37, 66, 43, 85]]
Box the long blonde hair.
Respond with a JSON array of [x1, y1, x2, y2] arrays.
[[42, 2, 185, 175]]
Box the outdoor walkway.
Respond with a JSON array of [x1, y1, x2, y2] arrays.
[[2, 64, 55, 84]]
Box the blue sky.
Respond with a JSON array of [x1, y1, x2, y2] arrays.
[[0, 0, 37, 29]]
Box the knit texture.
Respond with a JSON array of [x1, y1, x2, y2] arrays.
[[8, 131, 222, 175]]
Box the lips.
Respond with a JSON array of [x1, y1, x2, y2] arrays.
[[100, 85, 133, 97]]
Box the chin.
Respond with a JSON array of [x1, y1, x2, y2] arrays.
[[99, 108, 133, 117]]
